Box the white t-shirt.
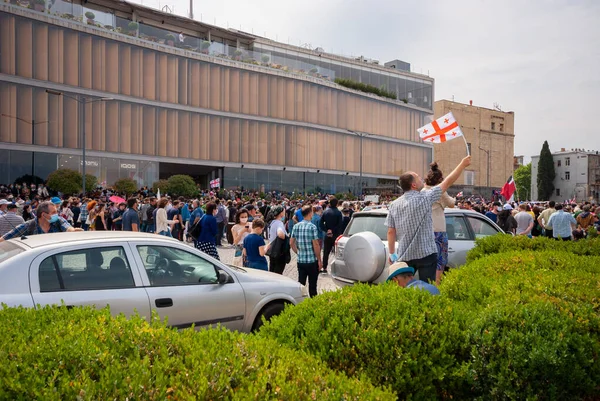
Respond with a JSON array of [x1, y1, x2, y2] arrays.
[[268, 219, 286, 242]]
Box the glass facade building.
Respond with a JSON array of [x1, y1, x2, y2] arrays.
[[0, 1, 434, 193]]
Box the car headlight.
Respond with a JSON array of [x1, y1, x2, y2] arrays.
[[300, 284, 310, 298]]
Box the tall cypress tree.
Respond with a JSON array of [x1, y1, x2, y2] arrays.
[[537, 141, 556, 200]]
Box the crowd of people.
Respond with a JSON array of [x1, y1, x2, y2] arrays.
[[2, 172, 599, 295]]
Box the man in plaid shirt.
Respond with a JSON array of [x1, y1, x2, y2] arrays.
[[386, 156, 471, 283], [1, 201, 82, 242], [290, 205, 322, 297]]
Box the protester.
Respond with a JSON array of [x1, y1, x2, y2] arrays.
[[485, 202, 501, 223], [231, 209, 251, 267], [111, 202, 126, 231], [0, 203, 25, 237], [155, 198, 174, 237], [546, 203, 577, 240], [497, 204, 518, 234], [243, 218, 269, 271], [319, 197, 343, 274], [122, 198, 140, 232], [290, 205, 322, 297], [311, 205, 325, 251], [214, 199, 227, 246], [386, 156, 471, 284], [514, 204, 534, 237], [423, 162, 455, 285], [196, 202, 220, 260], [267, 205, 288, 274], [386, 262, 440, 295], [1, 201, 82, 241]]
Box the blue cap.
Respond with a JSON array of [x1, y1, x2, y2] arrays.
[[51, 197, 62, 205]]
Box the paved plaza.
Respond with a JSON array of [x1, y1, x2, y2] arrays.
[[215, 245, 339, 294]]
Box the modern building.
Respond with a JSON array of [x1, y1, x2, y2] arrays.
[[531, 148, 600, 202], [0, 0, 435, 194], [432, 100, 515, 196]]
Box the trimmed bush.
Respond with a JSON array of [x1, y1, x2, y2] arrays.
[[260, 251, 600, 400], [334, 78, 397, 100], [113, 177, 138, 195], [466, 234, 600, 263], [167, 174, 197, 197], [259, 284, 475, 400], [0, 306, 394, 400], [47, 168, 97, 195], [468, 301, 600, 400]]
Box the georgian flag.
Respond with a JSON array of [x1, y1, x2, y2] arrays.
[[501, 176, 516, 202], [418, 112, 464, 143]]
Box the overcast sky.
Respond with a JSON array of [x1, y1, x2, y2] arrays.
[[133, 0, 600, 159]]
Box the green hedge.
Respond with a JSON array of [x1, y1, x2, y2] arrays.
[[0, 306, 395, 400], [466, 234, 600, 263], [260, 251, 600, 400], [260, 284, 475, 399], [334, 78, 398, 100]]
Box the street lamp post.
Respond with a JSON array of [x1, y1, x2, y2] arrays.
[[46, 90, 113, 196], [479, 146, 490, 189], [348, 130, 370, 196], [1, 114, 49, 177]]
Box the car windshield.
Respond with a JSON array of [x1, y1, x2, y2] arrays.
[[0, 241, 25, 265], [345, 214, 388, 241]]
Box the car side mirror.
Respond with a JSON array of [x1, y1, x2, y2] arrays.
[[146, 254, 159, 264], [217, 270, 230, 284]]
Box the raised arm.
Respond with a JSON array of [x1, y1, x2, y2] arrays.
[[439, 156, 472, 193]]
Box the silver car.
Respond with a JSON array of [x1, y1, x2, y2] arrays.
[[332, 208, 504, 286], [0, 232, 308, 332]]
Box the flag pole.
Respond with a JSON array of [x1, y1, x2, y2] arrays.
[[461, 135, 470, 156]]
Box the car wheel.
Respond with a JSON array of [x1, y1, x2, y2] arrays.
[[251, 302, 286, 332]]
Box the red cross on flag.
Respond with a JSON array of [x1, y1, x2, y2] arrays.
[[418, 112, 464, 144]]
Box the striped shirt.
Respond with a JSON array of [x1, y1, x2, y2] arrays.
[[0, 212, 26, 237]]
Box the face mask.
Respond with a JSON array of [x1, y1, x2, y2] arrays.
[[280, 216, 285, 221], [47, 214, 59, 223], [240, 217, 248, 224]]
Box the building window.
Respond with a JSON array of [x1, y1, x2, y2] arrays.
[[565, 157, 571, 166], [556, 188, 561, 196], [557, 160, 561, 167], [499, 123, 504, 132], [464, 171, 475, 186], [565, 171, 570, 180], [491, 122, 496, 130]]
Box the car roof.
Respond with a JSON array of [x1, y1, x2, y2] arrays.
[[8, 231, 177, 249], [351, 208, 490, 218]]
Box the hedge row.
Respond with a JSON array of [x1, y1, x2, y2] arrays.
[[334, 78, 398, 100], [0, 306, 395, 400], [466, 234, 600, 263], [259, 251, 600, 400]]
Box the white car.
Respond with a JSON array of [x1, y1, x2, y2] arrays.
[[0, 232, 308, 332], [332, 208, 504, 286]]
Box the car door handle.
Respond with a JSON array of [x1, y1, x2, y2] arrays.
[[155, 298, 173, 308]]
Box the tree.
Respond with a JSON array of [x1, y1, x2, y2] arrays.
[[513, 163, 531, 201], [47, 169, 82, 195], [537, 141, 556, 201], [114, 178, 138, 196], [47, 169, 97, 195], [152, 179, 170, 195], [84, 174, 98, 194], [167, 175, 197, 197], [14, 174, 45, 186]]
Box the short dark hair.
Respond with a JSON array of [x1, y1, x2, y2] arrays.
[[399, 173, 415, 191], [329, 197, 338, 208], [301, 205, 313, 217], [127, 198, 137, 208], [205, 202, 217, 215], [549, 201, 555, 208], [555, 203, 563, 210]]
